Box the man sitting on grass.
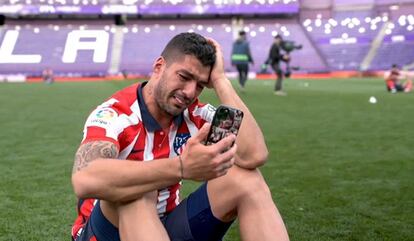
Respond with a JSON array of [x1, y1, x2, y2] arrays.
[[385, 64, 412, 93], [71, 32, 289, 241]]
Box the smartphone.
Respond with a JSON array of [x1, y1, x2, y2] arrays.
[[205, 105, 244, 145]]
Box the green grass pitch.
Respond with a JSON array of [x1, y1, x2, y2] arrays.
[[0, 78, 413, 240]]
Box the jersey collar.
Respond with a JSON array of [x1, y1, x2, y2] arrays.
[[137, 82, 183, 132]]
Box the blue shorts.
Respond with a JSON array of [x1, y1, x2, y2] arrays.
[[73, 183, 233, 241]]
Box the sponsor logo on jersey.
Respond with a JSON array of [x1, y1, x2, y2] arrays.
[[95, 108, 117, 120], [173, 133, 191, 155], [86, 107, 118, 128]]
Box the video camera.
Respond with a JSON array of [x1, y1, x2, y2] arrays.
[[279, 39, 302, 77], [280, 40, 303, 53], [260, 39, 302, 77]]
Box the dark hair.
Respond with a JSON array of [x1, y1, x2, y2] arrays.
[[274, 35, 283, 40], [161, 32, 216, 67], [239, 30, 246, 36], [392, 64, 398, 68]]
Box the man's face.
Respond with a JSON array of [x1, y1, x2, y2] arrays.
[[275, 38, 282, 45], [155, 55, 211, 116]]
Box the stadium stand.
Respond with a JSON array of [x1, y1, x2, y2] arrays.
[[0, 19, 113, 77], [303, 10, 386, 71], [0, 0, 413, 81], [120, 19, 234, 76], [370, 14, 414, 70]]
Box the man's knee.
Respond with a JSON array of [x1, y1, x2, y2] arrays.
[[225, 167, 272, 202], [207, 166, 272, 222], [276, 70, 283, 79], [272, 64, 283, 76]]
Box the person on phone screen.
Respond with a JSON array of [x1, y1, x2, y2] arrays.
[[71, 32, 289, 241]]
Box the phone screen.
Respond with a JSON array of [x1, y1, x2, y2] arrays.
[[205, 105, 244, 145]]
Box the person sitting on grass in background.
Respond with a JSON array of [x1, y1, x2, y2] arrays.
[[385, 64, 412, 93], [42, 67, 54, 84], [71, 32, 289, 241]]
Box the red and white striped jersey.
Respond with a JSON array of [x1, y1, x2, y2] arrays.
[[72, 82, 216, 236]]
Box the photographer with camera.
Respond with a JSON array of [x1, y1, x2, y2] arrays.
[[266, 35, 301, 96]]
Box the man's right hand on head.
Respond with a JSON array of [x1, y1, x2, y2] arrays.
[[179, 123, 237, 181], [206, 38, 228, 89]]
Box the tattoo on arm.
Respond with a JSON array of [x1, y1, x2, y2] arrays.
[[72, 141, 119, 173]]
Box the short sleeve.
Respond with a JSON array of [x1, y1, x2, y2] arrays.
[[187, 101, 216, 130], [81, 98, 124, 148]]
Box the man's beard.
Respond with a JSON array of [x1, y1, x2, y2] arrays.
[[155, 80, 183, 117]]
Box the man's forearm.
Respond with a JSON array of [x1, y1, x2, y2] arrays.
[[72, 157, 182, 203], [213, 78, 268, 168]]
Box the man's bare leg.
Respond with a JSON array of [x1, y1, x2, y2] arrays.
[[100, 192, 170, 241], [207, 166, 289, 241]]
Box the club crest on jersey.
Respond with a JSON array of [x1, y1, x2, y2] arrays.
[[173, 133, 191, 155]]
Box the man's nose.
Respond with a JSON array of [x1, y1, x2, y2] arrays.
[[182, 80, 197, 100]]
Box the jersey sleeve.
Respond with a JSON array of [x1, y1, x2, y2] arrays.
[[81, 98, 126, 149], [187, 100, 216, 129]]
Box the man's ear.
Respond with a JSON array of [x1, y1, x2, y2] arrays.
[[153, 56, 165, 74]]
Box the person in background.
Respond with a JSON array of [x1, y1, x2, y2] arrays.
[[385, 64, 412, 93], [231, 30, 254, 91], [71, 32, 289, 241], [267, 35, 290, 96], [42, 68, 54, 84]]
